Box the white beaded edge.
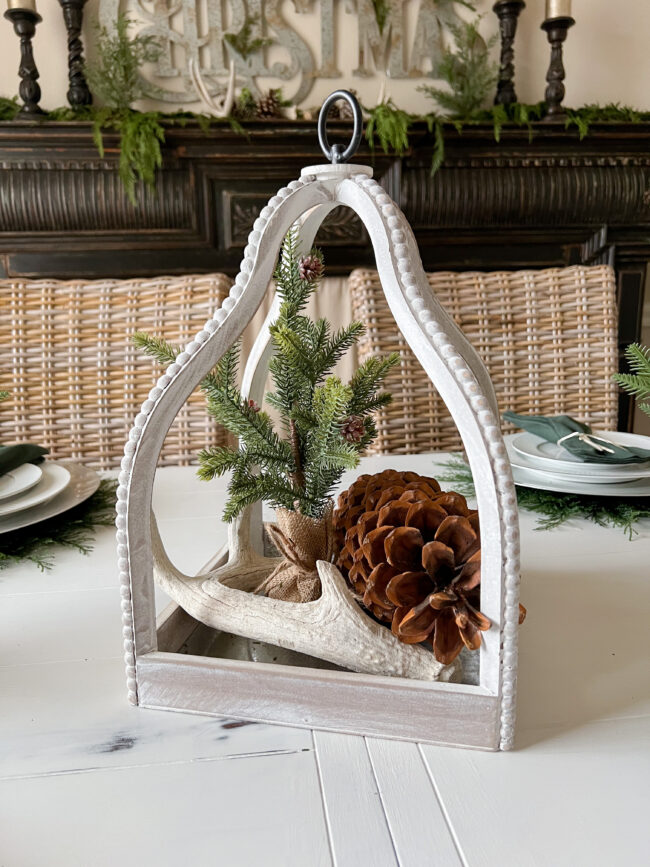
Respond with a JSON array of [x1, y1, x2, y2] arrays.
[[116, 176, 310, 705], [352, 174, 521, 751], [117, 169, 520, 749]]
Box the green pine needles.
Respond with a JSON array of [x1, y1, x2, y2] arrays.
[[85, 14, 161, 112], [135, 231, 398, 521], [0, 479, 117, 571], [224, 14, 272, 62], [365, 98, 412, 156], [613, 343, 650, 417], [420, 16, 498, 119], [565, 103, 650, 140], [371, 0, 390, 34], [437, 455, 650, 539], [0, 96, 19, 121], [79, 14, 164, 203]]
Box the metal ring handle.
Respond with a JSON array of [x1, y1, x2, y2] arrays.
[[317, 90, 363, 165]]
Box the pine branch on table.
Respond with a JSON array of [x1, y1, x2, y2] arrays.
[[437, 454, 650, 539]]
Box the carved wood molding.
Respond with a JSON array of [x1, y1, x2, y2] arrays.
[[0, 119, 648, 267]]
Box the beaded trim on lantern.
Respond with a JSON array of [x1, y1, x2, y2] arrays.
[[115, 173, 315, 705], [348, 172, 520, 750], [116, 168, 520, 751]]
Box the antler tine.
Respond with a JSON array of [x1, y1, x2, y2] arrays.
[[151, 513, 453, 681], [188, 57, 236, 118]]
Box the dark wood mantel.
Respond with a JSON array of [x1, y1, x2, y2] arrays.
[[1, 118, 649, 426]]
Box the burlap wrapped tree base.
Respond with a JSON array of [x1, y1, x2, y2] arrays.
[[255, 503, 335, 602]]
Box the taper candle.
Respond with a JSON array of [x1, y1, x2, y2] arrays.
[[546, 0, 571, 18], [7, 0, 37, 10]]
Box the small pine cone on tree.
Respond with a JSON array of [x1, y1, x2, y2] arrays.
[[299, 253, 324, 283], [334, 470, 525, 665], [256, 88, 284, 119], [341, 415, 365, 443]]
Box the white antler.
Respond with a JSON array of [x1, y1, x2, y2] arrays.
[[188, 58, 236, 118], [152, 513, 453, 682], [377, 77, 388, 106]]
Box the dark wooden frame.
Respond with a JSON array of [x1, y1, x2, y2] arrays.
[[1, 119, 649, 427]]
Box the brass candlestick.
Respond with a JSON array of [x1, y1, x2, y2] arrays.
[[493, 0, 526, 106], [541, 15, 575, 120], [4, 6, 44, 117], [57, 0, 92, 107]]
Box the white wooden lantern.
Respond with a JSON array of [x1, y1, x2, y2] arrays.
[[117, 93, 521, 751]]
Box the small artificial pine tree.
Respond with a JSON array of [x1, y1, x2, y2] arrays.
[[419, 16, 498, 119], [134, 230, 399, 522], [613, 344, 650, 417]]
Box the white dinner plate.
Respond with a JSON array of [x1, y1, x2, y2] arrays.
[[0, 462, 71, 517], [0, 462, 100, 534], [506, 438, 649, 485], [511, 463, 650, 497], [0, 462, 43, 501], [510, 431, 650, 480]]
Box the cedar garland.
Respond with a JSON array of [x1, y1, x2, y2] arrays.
[[437, 455, 650, 540]]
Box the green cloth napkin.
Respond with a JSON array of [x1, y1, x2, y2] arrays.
[[502, 412, 650, 464], [0, 444, 49, 477]]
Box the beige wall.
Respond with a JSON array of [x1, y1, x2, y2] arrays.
[[0, 1, 648, 112]]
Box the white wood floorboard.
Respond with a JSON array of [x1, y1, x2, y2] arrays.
[[420, 715, 650, 867], [0, 586, 124, 666], [313, 731, 398, 867], [0, 657, 312, 780], [366, 738, 463, 867], [1, 460, 648, 866], [0, 750, 332, 867]]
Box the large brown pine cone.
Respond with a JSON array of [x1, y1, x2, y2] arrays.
[[334, 470, 489, 665]]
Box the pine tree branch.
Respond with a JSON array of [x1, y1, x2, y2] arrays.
[[132, 331, 180, 366], [613, 343, 650, 418], [315, 322, 366, 378]]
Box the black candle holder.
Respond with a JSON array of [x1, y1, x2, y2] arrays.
[[4, 6, 44, 118], [58, 0, 92, 107], [493, 0, 526, 106], [541, 15, 575, 121]]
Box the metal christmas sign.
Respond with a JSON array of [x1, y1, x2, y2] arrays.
[[99, 0, 467, 104]]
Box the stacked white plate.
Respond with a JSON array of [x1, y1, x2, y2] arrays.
[[505, 431, 650, 497], [0, 460, 101, 534]]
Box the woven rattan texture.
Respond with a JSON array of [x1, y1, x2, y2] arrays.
[[0, 274, 232, 469], [350, 266, 619, 455]]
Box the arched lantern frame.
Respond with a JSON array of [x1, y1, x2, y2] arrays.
[[116, 99, 521, 751]]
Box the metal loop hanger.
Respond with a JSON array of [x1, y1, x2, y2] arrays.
[[317, 90, 363, 164]]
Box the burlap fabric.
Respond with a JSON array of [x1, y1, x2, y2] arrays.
[[255, 502, 335, 602]]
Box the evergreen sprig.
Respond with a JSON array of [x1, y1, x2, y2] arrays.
[[0, 479, 117, 571], [420, 16, 498, 119], [135, 231, 398, 520], [371, 0, 390, 34], [364, 98, 412, 155], [613, 343, 650, 417], [0, 96, 19, 121], [85, 14, 161, 111], [565, 103, 650, 140], [437, 454, 650, 540], [224, 14, 272, 62]]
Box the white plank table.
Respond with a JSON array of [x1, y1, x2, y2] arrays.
[[1, 454, 648, 867]]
